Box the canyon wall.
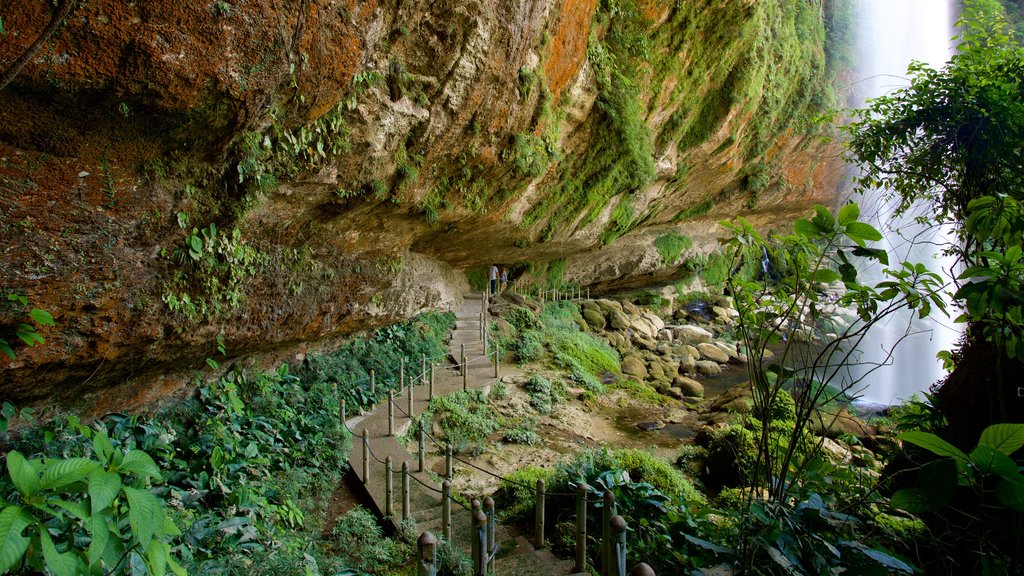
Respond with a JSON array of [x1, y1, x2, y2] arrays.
[[0, 0, 842, 410]]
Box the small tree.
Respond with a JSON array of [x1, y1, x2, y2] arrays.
[[720, 203, 946, 502]]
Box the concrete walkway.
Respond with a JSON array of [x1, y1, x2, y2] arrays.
[[344, 292, 580, 574]]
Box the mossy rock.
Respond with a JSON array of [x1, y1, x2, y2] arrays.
[[674, 376, 704, 398], [621, 354, 648, 379], [583, 308, 607, 330]]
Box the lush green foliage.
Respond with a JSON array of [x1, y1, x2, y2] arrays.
[[1, 431, 182, 575], [653, 232, 693, 266], [297, 311, 455, 412], [161, 218, 267, 324], [424, 390, 500, 454], [326, 506, 410, 573]]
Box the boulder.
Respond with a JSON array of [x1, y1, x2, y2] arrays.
[[656, 344, 673, 356], [633, 336, 657, 351], [713, 340, 741, 362], [621, 355, 648, 379], [631, 316, 659, 340], [647, 360, 668, 383], [809, 408, 877, 439], [696, 360, 723, 376], [641, 311, 666, 333], [697, 343, 730, 364], [683, 344, 700, 359], [674, 376, 705, 398], [609, 310, 631, 331], [582, 308, 606, 331], [605, 332, 627, 350], [673, 325, 713, 345], [595, 299, 623, 314], [581, 300, 601, 315], [622, 301, 641, 315], [658, 328, 674, 342], [678, 353, 697, 374]]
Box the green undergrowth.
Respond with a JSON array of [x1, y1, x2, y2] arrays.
[[1, 363, 353, 575], [297, 310, 455, 412], [1, 308, 462, 574], [422, 390, 500, 455], [654, 232, 693, 266]]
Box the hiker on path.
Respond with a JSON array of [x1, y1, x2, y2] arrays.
[[489, 264, 499, 294], [500, 268, 508, 292]]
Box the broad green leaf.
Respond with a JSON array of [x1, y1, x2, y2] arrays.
[[87, 514, 110, 566], [857, 546, 916, 573], [168, 553, 187, 576], [40, 529, 79, 576], [851, 245, 889, 265], [147, 540, 169, 576], [811, 269, 842, 284], [844, 221, 883, 245], [812, 204, 836, 233], [28, 309, 54, 326], [0, 338, 14, 360], [970, 445, 1019, 478], [837, 202, 860, 226], [88, 469, 122, 514], [898, 431, 970, 464], [53, 499, 89, 521], [978, 423, 1024, 455], [93, 429, 114, 465], [16, 325, 44, 347], [890, 487, 928, 513], [118, 450, 162, 481], [39, 458, 100, 490], [793, 219, 818, 238], [6, 451, 40, 496], [996, 479, 1024, 511], [0, 506, 32, 573], [123, 486, 159, 546]]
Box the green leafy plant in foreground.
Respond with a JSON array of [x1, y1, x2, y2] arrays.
[[0, 429, 183, 575]]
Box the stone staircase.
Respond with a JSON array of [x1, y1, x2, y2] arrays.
[[345, 292, 583, 575]]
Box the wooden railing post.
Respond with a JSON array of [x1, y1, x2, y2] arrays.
[[461, 343, 467, 391], [472, 505, 487, 576], [361, 430, 370, 484], [418, 531, 438, 576], [602, 490, 617, 576], [429, 364, 434, 400], [631, 563, 655, 576], [385, 456, 394, 518], [485, 497, 496, 574], [388, 391, 395, 436], [576, 483, 587, 572], [445, 445, 453, 480], [340, 399, 347, 430], [370, 369, 376, 397], [408, 370, 414, 417], [535, 478, 546, 548], [494, 344, 500, 378], [402, 461, 411, 522], [418, 421, 426, 472], [400, 357, 405, 392], [611, 515, 627, 576], [441, 480, 452, 540]]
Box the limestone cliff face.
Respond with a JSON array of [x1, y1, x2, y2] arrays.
[[0, 0, 841, 409]]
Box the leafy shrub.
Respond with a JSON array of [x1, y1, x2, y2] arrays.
[[297, 311, 454, 411], [425, 390, 499, 454], [505, 306, 542, 333], [524, 373, 555, 414], [504, 424, 542, 446], [515, 330, 545, 363], [613, 448, 704, 503], [0, 432, 184, 575], [465, 267, 489, 291], [329, 506, 409, 572], [548, 331, 621, 380], [654, 232, 693, 266], [494, 466, 556, 521]]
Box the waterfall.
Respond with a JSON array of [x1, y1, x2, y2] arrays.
[[844, 0, 961, 407]]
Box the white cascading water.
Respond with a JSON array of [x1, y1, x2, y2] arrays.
[[844, 0, 961, 407]]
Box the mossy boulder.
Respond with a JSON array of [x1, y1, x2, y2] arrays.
[[696, 342, 730, 363], [695, 360, 722, 376], [621, 354, 648, 379], [674, 376, 705, 398], [582, 308, 606, 330]]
